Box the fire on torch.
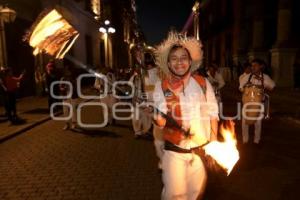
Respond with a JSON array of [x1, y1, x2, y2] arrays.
[[203, 120, 240, 175], [24, 8, 79, 59]]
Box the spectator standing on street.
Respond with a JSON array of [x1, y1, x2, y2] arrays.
[[60, 63, 79, 131], [2, 68, 25, 124], [0, 67, 9, 118], [45, 59, 60, 111]]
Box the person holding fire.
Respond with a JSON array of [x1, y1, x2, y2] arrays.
[[153, 32, 219, 199]]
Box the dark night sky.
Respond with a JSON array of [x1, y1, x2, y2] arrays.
[[136, 0, 196, 46]]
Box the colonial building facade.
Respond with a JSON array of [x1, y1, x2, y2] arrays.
[[1, 0, 139, 96], [199, 0, 300, 87]]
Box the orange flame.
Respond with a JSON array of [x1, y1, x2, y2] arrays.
[[28, 9, 79, 59], [203, 120, 239, 175]]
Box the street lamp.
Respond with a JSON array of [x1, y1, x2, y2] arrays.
[[99, 20, 116, 68], [0, 5, 16, 68], [99, 20, 116, 34], [0, 5, 16, 22]]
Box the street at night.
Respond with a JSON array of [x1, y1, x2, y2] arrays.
[[1, 0, 300, 199], [1, 85, 300, 199]]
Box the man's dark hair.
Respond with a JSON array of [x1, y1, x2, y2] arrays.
[[243, 61, 251, 69], [167, 44, 192, 61], [144, 52, 156, 66], [251, 58, 266, 67]]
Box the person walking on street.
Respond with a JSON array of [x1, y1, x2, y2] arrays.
[[94, 67, 117, 126], [239, 58, 275, 145], [45, 59, 60, 111], [153, 32, 219, 199], [60, 64, 79, 131]]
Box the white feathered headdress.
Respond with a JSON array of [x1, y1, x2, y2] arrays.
[[155, 31, 203, 75]]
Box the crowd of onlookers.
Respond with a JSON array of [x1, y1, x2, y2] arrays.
[[0, 54, 273, 131]]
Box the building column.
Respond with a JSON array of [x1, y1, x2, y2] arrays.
[[220, 33, 226, 68], [128, 44, 132, 68], [94, 34, 101, 68], [0, 19, 7, 67], [204, 40, 210, 67], [104, 33, 108, 67], [270, 0, 296, 87], [211, 37, 218, 63], [108, 36, 113, 68], [247, 0, 268, 63], [270, 48, 297, 87], [232, 0, 248, 67]]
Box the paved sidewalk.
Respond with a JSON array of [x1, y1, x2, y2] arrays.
[[0, 87, 98, 142], [0, 96, 51, 142]]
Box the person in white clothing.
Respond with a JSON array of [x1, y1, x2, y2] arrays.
[[130, 51, 160, 138], [94, 67, 117, 126], [207, 63, 225, 103], [153, 32, 219, 200], [143, 52, 165, 170], [239, 58, 275, 144]]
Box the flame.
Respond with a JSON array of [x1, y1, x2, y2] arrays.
[[203, 120, 239, 175], [27, 9, 79, 59]]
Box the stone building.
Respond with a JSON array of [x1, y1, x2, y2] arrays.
[[0, 0, 139, 96], [199, 0, 300, 87]]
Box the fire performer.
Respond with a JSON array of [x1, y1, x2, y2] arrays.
[[153, 32, 219, 199]]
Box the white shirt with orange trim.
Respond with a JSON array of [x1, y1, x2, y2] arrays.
[[153, 76, 219, 149]]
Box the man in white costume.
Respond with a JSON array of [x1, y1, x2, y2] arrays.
[[94, 67, 117, 125], [143, 52, 164, 170], [239, 58, 275, 144], [206, 63, 225, 103], [130, 50, 161, 139], [153, 32, 219, 200]]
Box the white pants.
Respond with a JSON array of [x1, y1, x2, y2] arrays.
[[242, 118, 262, 144], [100, 94, 117, 124], [132, 106, 152, 135], [162, 151, 207, 200], [63, 98, 77, 125], [153, 125, 164, 168]]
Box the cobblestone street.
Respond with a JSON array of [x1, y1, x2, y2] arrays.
[[1, 87, 300, 200], [0, 118, 162, 199], [0, 102, 300, 200]]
